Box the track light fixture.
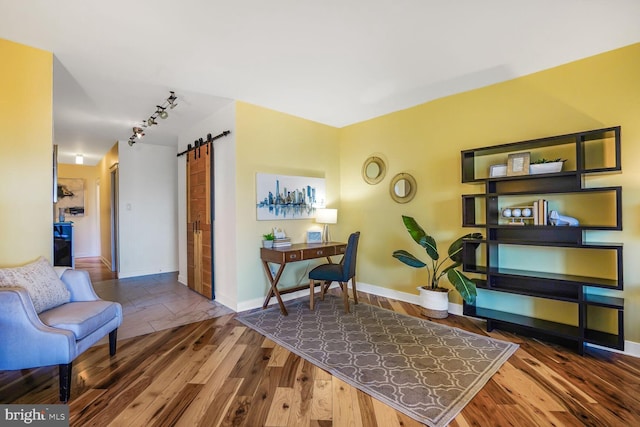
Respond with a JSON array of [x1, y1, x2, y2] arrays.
[[133, 127, 145, 138], [156, 105, 168, 119], [167, 91, 178, 109], [127, 91, 178, 146]]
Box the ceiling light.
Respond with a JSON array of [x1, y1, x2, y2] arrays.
[[133, 127, 145, 138], [167, 91, 178, 109], [127, 91, 178, 146], [75, 154, 84, 165], [156, 105, 168, 119]]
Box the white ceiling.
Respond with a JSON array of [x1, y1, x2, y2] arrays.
[[2, 0, 639, 165]]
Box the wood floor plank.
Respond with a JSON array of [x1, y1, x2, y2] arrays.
[[332, 378, 358, 427], [174, 344, 247, 427], [199, 377, 243, 427], [371, 396, 404, 427], [309, 379, 332, 422], [190, 326, 246, 384], [148, 383, 204, 427], [265, 387, 295, 426], [268, 344, 292, 367], [287, 359, 315, 426]]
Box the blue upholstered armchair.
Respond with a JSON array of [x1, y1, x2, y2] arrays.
[[0, 268, 122, 402]]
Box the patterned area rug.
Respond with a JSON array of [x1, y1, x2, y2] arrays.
[[237, 295, 518, 427]]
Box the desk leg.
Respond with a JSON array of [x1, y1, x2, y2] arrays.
[[262, 261, 288, 315]]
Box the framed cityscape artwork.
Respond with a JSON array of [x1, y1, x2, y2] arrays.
[[256, 173, 326, 220]]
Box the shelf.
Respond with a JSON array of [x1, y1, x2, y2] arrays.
[[461, 126, 621, 183], [468, 306, 581, 341], [487, 267, 619, 289], [584, 294, 624, 309], [485, 237, 623, 249], [585, 329, 624, 350], [460, 126, 624, 354], [479, 278, 581, 302]]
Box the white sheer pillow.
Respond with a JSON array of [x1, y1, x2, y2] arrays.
[[0, 257, 71, 313]]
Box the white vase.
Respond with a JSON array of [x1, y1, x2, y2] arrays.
[[529, 162, 563, 174], [417, 286, 450, 318]]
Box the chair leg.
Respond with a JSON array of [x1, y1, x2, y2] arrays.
[[109, 328, 118, 356], [352, 275, 358, 306], [310, 279, 315, 310], [341, 282, 350, 313], [320, 281, 331, 300], [59, 362, 72, 403]]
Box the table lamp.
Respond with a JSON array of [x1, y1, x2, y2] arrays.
[[316, 208, 337, 243]]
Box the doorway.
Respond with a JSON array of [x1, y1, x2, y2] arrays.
[[110, 163, 119, 274]]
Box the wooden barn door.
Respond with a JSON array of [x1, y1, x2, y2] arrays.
[[186, 143, 213, 299]]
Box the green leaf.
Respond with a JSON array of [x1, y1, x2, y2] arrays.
[[446, 269, 477, 304], [402, 215, 439, 260], [392, 250, 427, 268], [448, 233, 482, 263]]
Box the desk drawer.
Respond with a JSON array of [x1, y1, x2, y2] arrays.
[[302, 247, 334, 259], [260, 248, 303, 263]]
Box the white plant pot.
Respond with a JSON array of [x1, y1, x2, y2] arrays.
[[417, 286, 450, 319], [529, 162, 563, 174], [263, 240, 273, 248]]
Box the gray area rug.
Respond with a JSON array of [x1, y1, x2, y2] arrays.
[[236, 295, 518, 427]]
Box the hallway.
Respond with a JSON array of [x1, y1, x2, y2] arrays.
[[76, 257, 234, 340]]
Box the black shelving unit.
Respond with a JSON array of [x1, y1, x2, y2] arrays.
[[460, 126, 624, 354]]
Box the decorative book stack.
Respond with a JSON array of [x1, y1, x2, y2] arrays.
[[532, 199, 548, 225], [272, 238, 292, 248]]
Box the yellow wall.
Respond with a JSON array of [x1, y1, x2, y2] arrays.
[[234, 102, 341, 302], [339, 43, 640, 341], [0, 39, 53, 266]]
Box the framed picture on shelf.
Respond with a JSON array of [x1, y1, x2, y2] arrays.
[[489, 164, 507, 178], [307, 230, 322, 244], [507, 152, 530, 176]]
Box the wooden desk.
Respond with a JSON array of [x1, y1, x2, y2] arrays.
[[260, 241, 347, 315]]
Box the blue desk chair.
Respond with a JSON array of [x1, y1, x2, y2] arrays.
[[309, 231, 360, 313]]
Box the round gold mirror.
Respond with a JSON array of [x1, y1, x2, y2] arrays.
[[362, 156, 386, 185], [390, 173, 417, 203]]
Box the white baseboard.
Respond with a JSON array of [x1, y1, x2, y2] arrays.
[[236, 283, 341, 313], [117, 268, 178, 279]]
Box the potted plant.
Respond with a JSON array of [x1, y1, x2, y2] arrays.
[[262, 231, 275, 248], [392, 215, 482, 318], [529, 157, 567, 174]]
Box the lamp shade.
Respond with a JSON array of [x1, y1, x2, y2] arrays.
[[316, 208, 337, 224]]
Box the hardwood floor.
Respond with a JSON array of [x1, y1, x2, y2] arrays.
[[78, 257, 234, 340], [75, 257, 118, 282], [2, 260, 640, 426]]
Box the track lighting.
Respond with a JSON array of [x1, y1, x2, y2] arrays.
[[127, 91, 178, 146], [133, 127, 145, 138], [167, 91, 177, 109], [156, 105, 168, 119]]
